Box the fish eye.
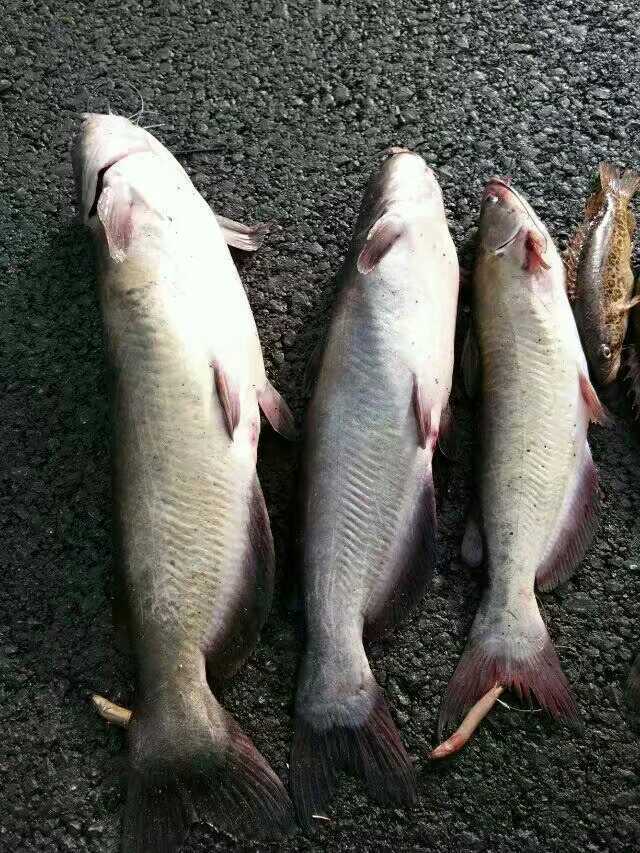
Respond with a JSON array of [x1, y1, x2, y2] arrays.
[[600, 344, 612, 360]]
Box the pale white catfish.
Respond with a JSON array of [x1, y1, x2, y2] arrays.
[[440, 179, 603, 736], [72, 113, 295, 852], [291, 149, 459, 821]]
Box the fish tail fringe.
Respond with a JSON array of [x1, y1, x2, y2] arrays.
[[626, 653, 640, 710], [438, 601, 577, 739], [121, 689, 293, 852], [290, 683, 416, 825], [599, 162, 640, 199]]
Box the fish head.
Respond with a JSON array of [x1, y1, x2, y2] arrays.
[[478, 178, 557, 277], [72, 113, 190, 260], [361, 148, 444, 220], [584, 326, 622, 386]]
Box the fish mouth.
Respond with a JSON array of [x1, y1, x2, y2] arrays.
[[482, 176, 513, 203], [383, 145, 412, 158]]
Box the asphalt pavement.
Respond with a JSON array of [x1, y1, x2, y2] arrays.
[[2, 1, 640, 851]]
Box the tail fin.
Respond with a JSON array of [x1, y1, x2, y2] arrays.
[[439, 595, 576, 738], [290, 644, 415, 824], [122, 680, 293, 852], [627, 654, 640, 710], [599, 162, 640, 199]]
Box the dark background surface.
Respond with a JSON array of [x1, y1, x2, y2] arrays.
[[2, 1, 640, 851]]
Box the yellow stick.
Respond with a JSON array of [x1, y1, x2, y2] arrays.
[[92, 694, 132, 728]]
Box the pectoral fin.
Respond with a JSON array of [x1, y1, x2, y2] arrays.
[[412, 374, 431, 450], [524, 230, 551, 273], [357, 213, 405, 275], [97, 182, 134, 262], [579, 373, 610, 425], [259, 380, 297, 440], [212, 361, 240, 439], [216, 214, 270, 251]]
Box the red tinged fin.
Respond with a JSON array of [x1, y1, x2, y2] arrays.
[[357, 212, 405, 275], [97, 182, 134, 262], [258, 380, 297, 440], [364, 471, 437, 639], [290, 676, 416, 826], [123, 690, 294, 851], [599, 162, 640, 200], [431, 685, 504, 759], [212, 361, 240, 439], [438, 596, 576, 739], [579, 373, 610, 425], [523, 230, 550, 273], [215, 214, 270, 252], [626, 654, 640, 710], [535, 443, 600, 591], [411, 374, 433, 449]]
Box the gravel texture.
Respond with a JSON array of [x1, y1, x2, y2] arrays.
[[2, 1, 640, 851]]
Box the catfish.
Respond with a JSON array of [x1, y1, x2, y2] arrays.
[[72, 113, 295, 852], [441, 179, 603, 738], [291, 148, 459, 821]]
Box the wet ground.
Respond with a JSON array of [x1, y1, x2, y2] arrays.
[[2, 1, 640, 851]]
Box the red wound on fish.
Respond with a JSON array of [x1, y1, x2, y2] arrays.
[[535, 444, 599, 592], [579, 373, 610, 425], [357, 212, 405, 275], [212, 361, 240, 439], [523, 230, 551, 273]]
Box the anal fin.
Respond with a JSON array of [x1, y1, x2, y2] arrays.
[[364, 469, 437, 639], [535, 442, 600, 592], [206, 478, 275, 684]]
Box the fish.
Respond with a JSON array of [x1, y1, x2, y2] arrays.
[[440, 178, 603, 737], [565, 162, 640, 386], [72, 113, 295, 852], [291, 148, 459, 821]]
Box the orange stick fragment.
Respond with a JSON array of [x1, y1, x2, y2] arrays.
[[431, 684, 504, 759]]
